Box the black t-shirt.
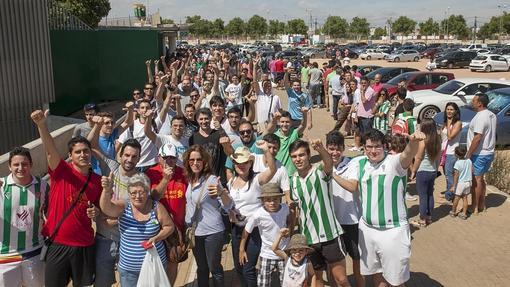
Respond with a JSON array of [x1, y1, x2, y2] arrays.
[[394, 103, 404, 119], [189, 129, 228, 185]]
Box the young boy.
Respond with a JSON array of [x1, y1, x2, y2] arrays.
[[272, 231, 315, 287], [449, 146, 473, 220], [393, 98, 417, 135], [239, 183, 295, 287]]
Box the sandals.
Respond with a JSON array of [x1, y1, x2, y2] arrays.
[[458, 213, 468, 220], [449, 211, 457, 218], [410, 220, 427, 228]]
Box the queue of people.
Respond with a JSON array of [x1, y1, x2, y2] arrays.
[[0, 47, 497, 287]]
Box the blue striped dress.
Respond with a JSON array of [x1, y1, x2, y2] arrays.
[[118, 201, 167, 272]]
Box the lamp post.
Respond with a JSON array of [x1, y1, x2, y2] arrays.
[[445, 6, 450, 42]]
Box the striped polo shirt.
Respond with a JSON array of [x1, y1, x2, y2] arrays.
[[373, 100, 391, 132], [290, 164, 343, 245], [1, 175, 48, 257], [118, 201, 167, 272]]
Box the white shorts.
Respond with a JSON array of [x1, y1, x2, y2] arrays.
[[358, 220, 411, 286], [0, 255, 44, 287], [455, 181, 471, 196]]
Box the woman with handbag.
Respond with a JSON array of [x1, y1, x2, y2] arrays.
[[440, 102, 462, 201], [183, 145, 233, 287], [99, 173, 175, 287], [228, 141, 277, 287]]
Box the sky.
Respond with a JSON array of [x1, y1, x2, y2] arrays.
[[106, 0, 507, 27]]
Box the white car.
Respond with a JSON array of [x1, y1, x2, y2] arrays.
[[360, 49, 388, 60], [469, 54, 510, 72], [386, 50, 420, 62], [407, 78, 510, 121]]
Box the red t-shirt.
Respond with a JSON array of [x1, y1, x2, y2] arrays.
[[275, 60, 285, 73], [146, 165, 188, 232], [42, 160, 102, 247]]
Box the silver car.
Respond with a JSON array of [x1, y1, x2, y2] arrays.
[[386, 50, 420, 62]]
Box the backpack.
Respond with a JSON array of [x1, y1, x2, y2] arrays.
[[391, 118, 409, 135]]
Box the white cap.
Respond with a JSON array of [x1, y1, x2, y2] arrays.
[[159, 143, 177, 158]]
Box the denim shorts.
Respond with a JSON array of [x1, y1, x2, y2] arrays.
[[471, 154, 494, 176]]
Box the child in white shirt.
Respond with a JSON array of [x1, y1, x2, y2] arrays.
[[450, 146, 473, 220], [272, 231, 314, 287]]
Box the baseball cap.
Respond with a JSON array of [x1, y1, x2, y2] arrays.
[[159, 143, 177, 158]]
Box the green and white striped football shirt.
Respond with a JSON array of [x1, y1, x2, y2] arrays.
[[290, 164, 343, 245], [1, 175, 48, 255], [373, 100, 391, 132], [346, 154, 408, 229], [397, 112, 417, 134]]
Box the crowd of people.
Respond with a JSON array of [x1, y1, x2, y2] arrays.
[[0, 46, 497, 287]]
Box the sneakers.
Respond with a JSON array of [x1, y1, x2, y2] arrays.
[[405, 192, 418, 201], [449, 211, 457, 217], [458, 213, 468, 220]]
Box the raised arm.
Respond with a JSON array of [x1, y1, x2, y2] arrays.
[[160, 56, 170, 74], [154, 74, 170, 110], [296, 107, 309, 136], [245, 93, 257, 123], [118, 101, 135, 135], [311, 139, 333, 176], [145, 60, 154, 84], [283, 71, 290, 90], [170, 60, 180, 86], [31, 110, 61, 170], [410, 141, 425, 180], [252, 59, 261, 95], [212, 66, 220, 95], [154, 59, 161, 76], [143, 110, 158, 143], [261, 110, 280, 136], [151, 163, 173, 200], [99, 173, 125, 218], [87, 116, 104, 151], [271, 228, 290, 260], [256, 140, 277, 185], [400, 132, 426, 169]]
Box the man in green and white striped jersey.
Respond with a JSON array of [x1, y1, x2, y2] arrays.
[[289, 139, 351, 287], [0, 147, 48, 286], [333, 129, 425, 287]]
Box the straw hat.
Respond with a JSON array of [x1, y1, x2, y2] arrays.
[[284, 234, 313, 252], [230, 146, 254, 164], [258, 183, 285, 199]]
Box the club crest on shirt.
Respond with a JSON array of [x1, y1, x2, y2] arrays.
[[14, 207, 32, 231]]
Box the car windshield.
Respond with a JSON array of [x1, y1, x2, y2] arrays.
[[463, 90, 510, 114], [474, 55, 487, 60], [387, 73, 409, 85], [433, 80, 465, 94]]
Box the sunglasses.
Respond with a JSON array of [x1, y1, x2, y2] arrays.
[[239, 130, 252, 135]]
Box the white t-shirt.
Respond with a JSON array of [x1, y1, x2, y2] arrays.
[[155, 135, 189, 167], [467, 109, 497, 155], [256, 93, 281, 124], [245, 204, 290, 260], [441, 124, 461, 155], [282, 257, 309, 287], [157, 108, 178, 136], [225, 83, 243, 107], [252, 154, 290, 192], [228, 174, 263, 224], [118, 118, 162, 167], [331, 157, 361, 225]]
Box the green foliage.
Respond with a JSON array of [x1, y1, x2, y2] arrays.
[[268, 20, 285, 37], [56, 0, 111, 28], [225, 17, 246, 37], [211, 18, 225, 37], [350, 17, 370, 38], [286, 19, 308, 35], [161, 18, 174, 25], [186, 15, 211, 37], [322, 16, 348, 38], [440, 15, 470, 39], [372, 27, 387, 39], [478, 13, 510, 40], [392, 16, 416, 36], [247, 15, 268, 38], [419, 17, 440, 36]]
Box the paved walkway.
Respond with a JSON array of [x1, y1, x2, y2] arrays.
[[174, 88, 510, 287]]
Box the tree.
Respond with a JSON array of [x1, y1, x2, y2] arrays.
[[350, 17, 370, 40], [225, 17, 246, 38], [186, 15, 212, 38], [161, 18, 174, 25], [268, 20, 285, 37], [392, 16, 416, 37], [419, 17, 440, 41], [441, 15, 470, 39], [322, 16, 349, 39], [372, 27, 387, 39], [247, 15, 268, 38], [286, 19, 308, 35], [211, 18, 225, 38], [56, 0, 111, 28]]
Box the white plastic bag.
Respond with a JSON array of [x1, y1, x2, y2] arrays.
[[136, 247, 171, 287]]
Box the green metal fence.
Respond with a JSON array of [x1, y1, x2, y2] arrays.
[[50, 29, 162, 115]]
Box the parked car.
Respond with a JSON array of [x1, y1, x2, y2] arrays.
[[301, 48, 326, 58], [460, 44, 487, 51], [386, 50, 420, 62], [420, 47, 441, 59], [360, 49, 388, 60], [275, 50, 303, 61], [383, 71, 455, 96], [357, 65, 382, 76], [469, 54, 510, 72], [365, 67, 419, 83], [435, 51, 477, 68], [407, 78, 510, 121], [434, 87, 510, 146]]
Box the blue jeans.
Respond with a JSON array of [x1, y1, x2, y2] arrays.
[[231, 225, 261, 287], [192, 231, 225, 287], [332, 94, 341, 118], [95, 235, 119, 287], [118, 267, 140, 287], [444, 154, 456, 200], [416, 171, 436, 219]]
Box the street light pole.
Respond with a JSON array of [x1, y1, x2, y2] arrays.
[[445, 6, 450, 43]]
